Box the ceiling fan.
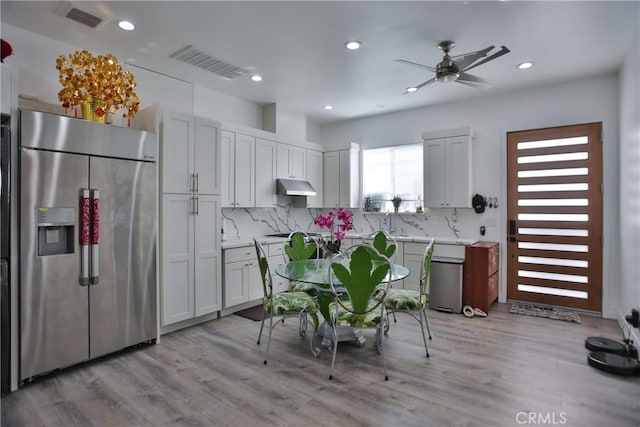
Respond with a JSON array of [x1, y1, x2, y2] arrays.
[[395, 41, 510, 94]]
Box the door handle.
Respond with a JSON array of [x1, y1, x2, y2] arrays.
[[509, 220, 517, 235], [90, 189, 100, 285], [79, 189, 90, 286]]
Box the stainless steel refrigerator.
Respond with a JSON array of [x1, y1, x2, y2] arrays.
[[19, 109, 157, 381]]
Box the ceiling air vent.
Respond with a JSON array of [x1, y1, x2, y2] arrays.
[[57, 2, 113, 30], [170, 46, 248, 80]]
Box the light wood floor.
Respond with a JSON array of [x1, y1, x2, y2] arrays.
[[2, 303, 639, 427]]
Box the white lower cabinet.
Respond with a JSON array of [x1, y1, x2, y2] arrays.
[[268, 242, 288, 293], [223, 242, 290, 309], [162, 194, 221, 326], [223, 246, 261, 308], [403, 242, 427, 292]]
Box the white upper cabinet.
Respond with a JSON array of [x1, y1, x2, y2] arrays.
[[323, 151, 340, 208], [422, 128, 473, 209], [162, 112, 194, 194], [324, 143, 360, 208], [277, 143, 306, 180], [162, 112, 220, 195], [255, 138, 278, 208], [221, 130, 256, 207], [306, 149, 323, 208], [194, 117, 221, 195]]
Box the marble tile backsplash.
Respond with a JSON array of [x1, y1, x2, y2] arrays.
[[222, 203, 495, 242]]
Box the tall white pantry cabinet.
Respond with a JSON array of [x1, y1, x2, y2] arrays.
[[160, 111, 222, 327]]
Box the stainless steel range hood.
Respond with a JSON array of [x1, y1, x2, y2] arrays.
[[276, 178, 317, 197]]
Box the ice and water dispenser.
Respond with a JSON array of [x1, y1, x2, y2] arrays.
[[37, 207, 75, 256]]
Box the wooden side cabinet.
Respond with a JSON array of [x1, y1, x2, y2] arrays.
[[463, 242, 499, 313]]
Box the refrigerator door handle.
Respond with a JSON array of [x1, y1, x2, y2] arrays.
[[195, 173, 199, 193], [195, 195, 199, 216], [190, 173, 196, 193], [79, 189, 90, 286], [90, 189, 100, 285]]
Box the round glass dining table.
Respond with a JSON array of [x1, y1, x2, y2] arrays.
[[275, 259, 410, 348], [275, 258, 409, 289]]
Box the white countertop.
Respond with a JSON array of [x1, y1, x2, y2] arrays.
[[221, 233, 477, 249]]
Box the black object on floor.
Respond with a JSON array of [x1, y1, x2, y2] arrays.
[[587, 352, 640, 376], [235, 305, 268, 321], [585, 336, 638, 358]]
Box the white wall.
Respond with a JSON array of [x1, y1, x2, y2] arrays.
[[618, 30, 640, 339], [307, 119, 322, 144], [194, 86, 263, 129], [319, 74, 622, 318]]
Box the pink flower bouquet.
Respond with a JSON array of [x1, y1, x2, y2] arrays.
[[313, 208, 354, 253]]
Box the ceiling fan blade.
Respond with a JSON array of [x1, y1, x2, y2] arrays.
[[395, 59, 436, 73], [451, 45, 494, 71], [455, 79, 490, 90], [463, 46, 511, 72], [457, 72, 490, 87], [403, 77, 436, 94]]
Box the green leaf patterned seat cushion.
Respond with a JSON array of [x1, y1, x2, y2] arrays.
[[288, 280, 317, 295], [264, 291, 318, 316], [384, 288, 428, 310], [329, 300, 386, 328]]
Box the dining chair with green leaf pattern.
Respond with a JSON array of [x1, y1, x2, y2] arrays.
[[283, 231, 320, 295], [383, 238, 435, 357], [328, 243, 392, 380], [254, 239, 320, 364]]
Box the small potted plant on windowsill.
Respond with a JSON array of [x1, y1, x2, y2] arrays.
[[391, 195, 403, 213]]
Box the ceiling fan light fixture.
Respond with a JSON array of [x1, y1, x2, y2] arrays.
[[518, 61, 534, 70], [344, 40, 363, 50]]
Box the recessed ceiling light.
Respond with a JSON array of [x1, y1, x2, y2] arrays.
[[117, 20, 135, 31], [518, 61, 534, 70], [344, 41, 363, 50], [406, 87, 418, 93], [250, 74, 263, 82], [323, 105, 333, 110]]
